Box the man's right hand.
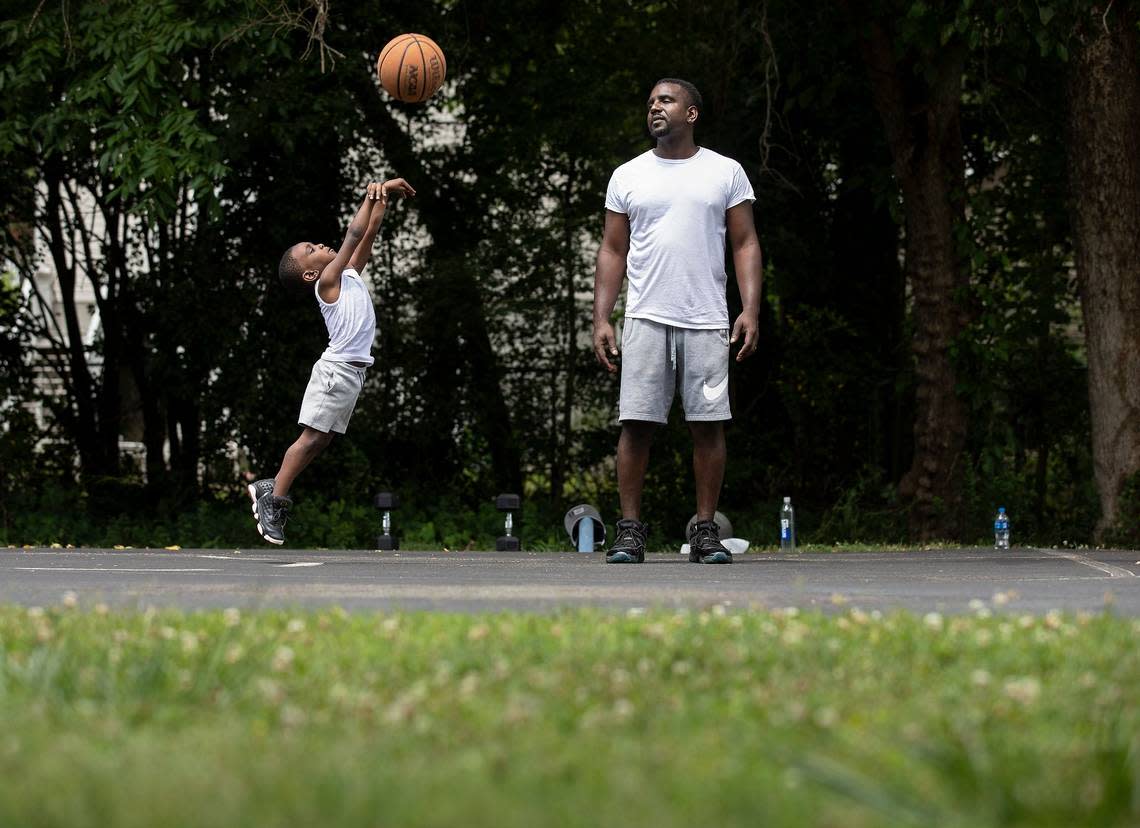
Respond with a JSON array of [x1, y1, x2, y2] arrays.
[[593, 321, 620, 373]]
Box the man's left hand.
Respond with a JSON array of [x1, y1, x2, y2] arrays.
[[730, 312, 759, 362]]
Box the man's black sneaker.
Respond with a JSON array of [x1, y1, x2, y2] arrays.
[[254, 493, 292, 545], [606, 519, 648, 564], [247, 479, 276, 518], [688, 519, 732, 564]]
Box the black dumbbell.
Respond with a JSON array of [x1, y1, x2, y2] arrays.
[[375, 492, 399, 550], [495, 493, 521, 551]]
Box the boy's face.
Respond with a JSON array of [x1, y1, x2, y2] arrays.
[[293, 242, 336, 281]]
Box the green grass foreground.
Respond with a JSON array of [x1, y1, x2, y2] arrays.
[[0, 605, 1137, 827]]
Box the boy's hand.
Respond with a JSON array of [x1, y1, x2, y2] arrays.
[[381, 178, 416, 200]]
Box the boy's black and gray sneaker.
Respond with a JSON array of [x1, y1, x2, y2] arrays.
[[688, 519, 732, 564], [605, 519, 648, 564], [247, 479, 276, 518], [254, 493, 292, 545]]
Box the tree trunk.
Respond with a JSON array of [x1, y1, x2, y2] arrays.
[[96, 206, 127, 479], [853, 18, 971, 540], [1066, 2, 1140, 539], [42, 169, 99, 474]]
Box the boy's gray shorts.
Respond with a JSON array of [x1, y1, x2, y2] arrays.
[[618, 317, 732, 423], [298, 358, 367, 434]]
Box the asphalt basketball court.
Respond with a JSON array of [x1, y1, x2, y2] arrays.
[[1, 546, 1137, 615]]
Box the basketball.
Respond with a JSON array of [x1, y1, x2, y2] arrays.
[[376, 33, 447, 103]]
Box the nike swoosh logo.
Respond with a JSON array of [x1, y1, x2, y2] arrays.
[[702, 376, 729, 401]]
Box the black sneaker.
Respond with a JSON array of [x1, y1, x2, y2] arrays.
[[254, 493, 292, 545], [606, 519, 648, 564], [247, 479, 276, 518], [688, 519, 732, 564]]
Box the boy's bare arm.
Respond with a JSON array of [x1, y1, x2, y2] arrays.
[[317, 193, 377, 302], [349, 178, 416, 275]]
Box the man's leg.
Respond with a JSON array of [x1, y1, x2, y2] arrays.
[[617, 420, 657, 520], [606, 421, 656, 563], [274, 426, 334, 497], [689, 421, 726, 521], [609, 319, 670, 564], [676, 325, 732, 563], [687, 420, 731, 563]]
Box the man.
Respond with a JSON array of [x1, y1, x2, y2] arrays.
[[592, 78, 762, 564]]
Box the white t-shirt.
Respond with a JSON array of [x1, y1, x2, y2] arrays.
[[605, 147, 755, 328], [317, 268, 376, 366]]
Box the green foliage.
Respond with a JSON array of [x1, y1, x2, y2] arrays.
[[814, 466, 910, 544], [0, 272, 30, 396], [0, 482, 594, 551], [0, 0, 229, 222], [1, 0, 1133, 548]]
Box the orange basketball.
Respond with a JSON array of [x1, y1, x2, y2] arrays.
[[376, 33, 447, 103]]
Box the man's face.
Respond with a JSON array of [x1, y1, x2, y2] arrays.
[[294, 242, 336, 280], [646, 83, 695, 138]]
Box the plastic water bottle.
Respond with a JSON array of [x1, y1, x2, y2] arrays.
[[780, 497, 795, 550], [993, 507, 1010, 549], [577, 517, 594, 553]]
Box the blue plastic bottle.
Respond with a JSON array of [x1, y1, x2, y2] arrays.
[[993, 507, 1010, 550]]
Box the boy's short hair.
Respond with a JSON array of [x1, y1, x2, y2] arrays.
[[654, 77, 703, 115], [278, 246, 312, 297]]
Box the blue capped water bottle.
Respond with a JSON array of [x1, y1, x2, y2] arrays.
[[993, 507, 1010, 550]]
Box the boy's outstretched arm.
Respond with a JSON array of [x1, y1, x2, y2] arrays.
[[317, 189, 381, 303], [349, 177, 416, 275]]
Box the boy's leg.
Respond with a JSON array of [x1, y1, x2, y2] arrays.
[[249, 428, 331, 545], [248, 358, 360, 545], [274, 357, 362, 497], [273, 427, 334, 497]]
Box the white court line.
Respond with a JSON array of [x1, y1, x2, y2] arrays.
[[11, 567, 219, 573], [275, 562, 324, 568], [1042, 550, 1137, 578], [195, 554, 240, 560]]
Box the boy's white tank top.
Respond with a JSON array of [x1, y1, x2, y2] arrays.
[[316, 268, 376, 366]]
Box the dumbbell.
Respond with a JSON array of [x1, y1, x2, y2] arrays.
[[374, 491, 398, 550], [495, 493, 521, 551]]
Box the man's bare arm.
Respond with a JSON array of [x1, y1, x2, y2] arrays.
[[726, 202, 762, 362], [592, 210, 630, 374]]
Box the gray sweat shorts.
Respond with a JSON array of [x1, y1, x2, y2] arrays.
[[618, 317, 731, 423], [298, 357, 367, 434]]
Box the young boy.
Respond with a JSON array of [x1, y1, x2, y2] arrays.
[[248, 177, 416, 544]]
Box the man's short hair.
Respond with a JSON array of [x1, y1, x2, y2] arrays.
[[654, 77, 703, 114]]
